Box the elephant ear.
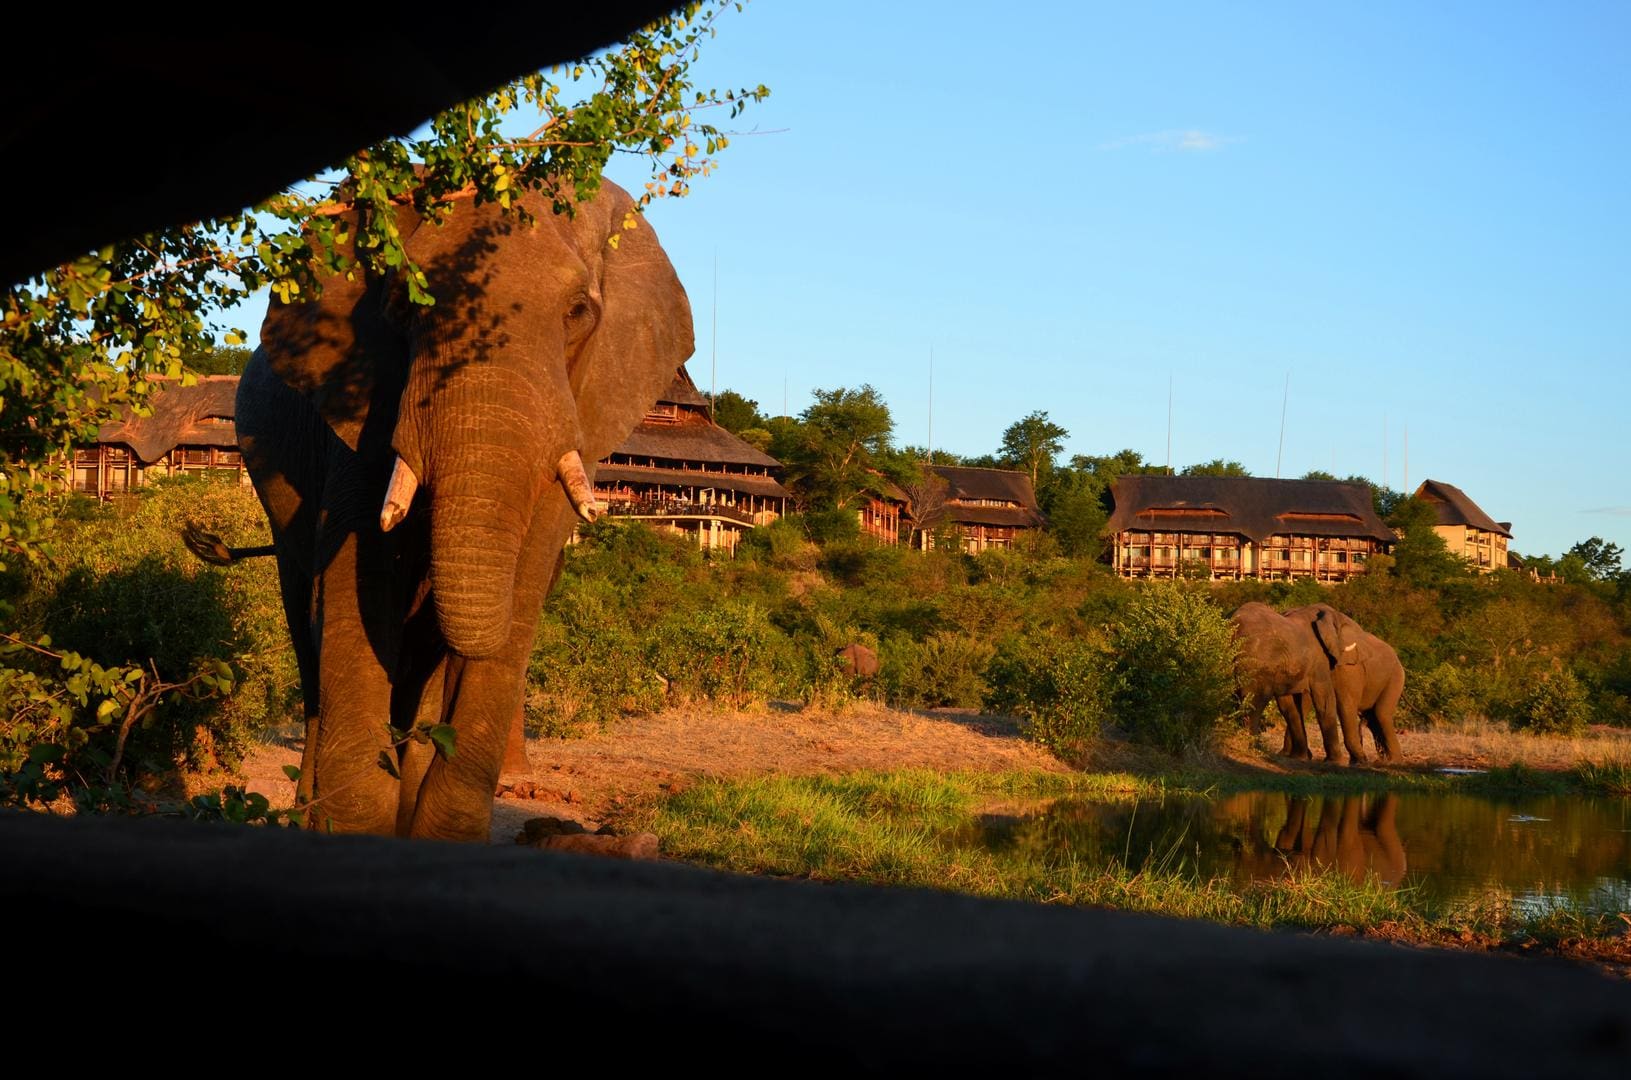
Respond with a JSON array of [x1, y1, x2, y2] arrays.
[[1313, 609, 1362, 666], [567, 185, 695, 463], [256, 205, 419, 451]]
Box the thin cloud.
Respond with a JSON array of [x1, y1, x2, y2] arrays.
[[1581, 506, 1631, 516], [1099, 129, 1242, 153]]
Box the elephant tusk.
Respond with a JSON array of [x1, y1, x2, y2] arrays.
[[557, 449, 601, 524], [380, 456, 420, 533]]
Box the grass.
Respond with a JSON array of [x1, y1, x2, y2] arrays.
[[621, 769, 1631, 958]]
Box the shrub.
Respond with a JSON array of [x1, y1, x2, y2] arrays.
[[986, 632, 1110, 751], [1107, 581, 1238, 752], [1513, 666, 1591, 736], [650, 598, 786, 709], [878, 630, 994, 709], [527, 576, 665, 737], [1402, 662, 1478, 727]]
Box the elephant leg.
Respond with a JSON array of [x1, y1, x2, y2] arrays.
[[308, 507, 404, 835], [499, 549, 561, 781], [1339, 702, 1368, 765], [1276, 694, 1312, 759], [1369, 677, 1405, 762]]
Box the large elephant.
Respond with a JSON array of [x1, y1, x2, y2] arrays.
[[1283, 604, 1404, 764], [237, 180, 691, 841], [1227, 602, 1334, 760]]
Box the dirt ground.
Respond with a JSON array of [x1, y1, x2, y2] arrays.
[[240, 708, 1631, 844], [240, 703, 1071, 843]]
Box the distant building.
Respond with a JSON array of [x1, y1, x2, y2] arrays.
[[857, 472, 910, 545], [1412, 479, 1511, 572], [1105, 475, 1393, 581], [72, 376, 246, 497], [593, 367, 790, 556], [918, 465, 1046, 553]]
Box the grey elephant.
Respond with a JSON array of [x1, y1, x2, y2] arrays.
[[1227, 602, 1334, 760], [236, 179, 691, 840], [835, 643, 880, 679], [1283, 604, 1404, 764]]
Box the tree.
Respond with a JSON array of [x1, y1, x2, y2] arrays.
[[180, 346, 253, 376], [999, 411, 1068, 491], [786, 385, 896, 510], [709, 389, 767, 435], [1180, 458, 1250, 477], [894, 461, 950, 549], [1565, 537, 1624, 582], [1386, 497, 1470, 587]]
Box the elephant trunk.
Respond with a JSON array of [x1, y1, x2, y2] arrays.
[[429, 455, 533, 658]]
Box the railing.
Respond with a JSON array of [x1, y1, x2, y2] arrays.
[[603, 500, 756, 527]]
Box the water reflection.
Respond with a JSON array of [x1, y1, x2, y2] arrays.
[[976, 790, 1631, 917]]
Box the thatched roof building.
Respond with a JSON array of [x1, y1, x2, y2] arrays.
[[1105, 475, 1392, 581], [1412, 479, 1512, 572], [595, 367, 789, 555], [916, 464, 1045, 552], [74, 376, 246, 496]]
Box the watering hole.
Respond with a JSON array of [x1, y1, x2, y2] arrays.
[[971, 790, 1631, 917]]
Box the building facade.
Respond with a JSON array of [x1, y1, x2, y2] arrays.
[[1413, 479, 1511, 572], [1105, 476, 1394, 582], [593, 367, 790, 556], [71, 376, 247, 497], [918, 465, 1046, 553]]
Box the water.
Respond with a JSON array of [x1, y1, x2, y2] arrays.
[[974, 790, 1631, 917]]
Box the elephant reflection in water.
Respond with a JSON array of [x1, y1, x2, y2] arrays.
[[1245, 793, 1407, 887]]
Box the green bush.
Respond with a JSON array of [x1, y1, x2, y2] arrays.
[[651, 598, 787, 709], [878, 630, 994, 709], [1402, 662, 1479, 727], [527, 576, 666, 737], [986, 633, 1110, 751], [1107, 581, 1238, 752], [1513, 667, 1592, 736]]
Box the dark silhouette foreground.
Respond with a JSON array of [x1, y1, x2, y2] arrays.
[[2, 812, 1625, 1074]]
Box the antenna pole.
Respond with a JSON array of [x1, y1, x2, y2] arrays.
[[709, 252, 718, 421], [1275, 373, 1289, 479], [1383, 411, 1388, 491], [1165, 374, 1173, 474], [927, 346, 934, 465], [1404, 424, 1409, 492]]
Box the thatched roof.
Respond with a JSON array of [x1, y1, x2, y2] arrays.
[[1414, 479, 1511, 538], [929, 465, 1039, 508], [610, 421, 781, 469], [594, 464, 789, 499], [658, 366, 711, 409], [1105, 476, 1394, 543], [918, 465, 1044, 529], [95, 376, 239, 464]]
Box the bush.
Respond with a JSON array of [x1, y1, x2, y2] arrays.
[[878, 630, 994, 709], [14, 477, 294, 781], [986, 633, 1110, 751], [1402, 662, 1478, 727], [650, 598, 788, 709], [1107, 581, 1238, 752], [527, 576, 666, 737], [1513, 666, 1591, 736]]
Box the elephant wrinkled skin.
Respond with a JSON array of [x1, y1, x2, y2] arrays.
[[1227, 602, 1334, 760], [238, 182, 692, 841]]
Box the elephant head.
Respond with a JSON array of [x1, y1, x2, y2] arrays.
[[258, 181, 691, 658], [1307, 605, 1363, 670]]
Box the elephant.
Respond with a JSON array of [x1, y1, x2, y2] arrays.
[[835, 643, 880, 680], [1239, 793, 1407, 888], [1227, 602, 1334, 760], [1282, 604, 1405, 764], [235, 179, 692, 841]]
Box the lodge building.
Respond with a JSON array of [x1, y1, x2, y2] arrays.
[[592, 367, 790, 555], [1104, 475, 1394, 582], [1413, 479, 1511, 572], [71, 376, 247, 497], [919, 465, 1046, 553]]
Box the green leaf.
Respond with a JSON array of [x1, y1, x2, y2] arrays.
[[427, 724, 457, 760], [281, 764, 302, 782]]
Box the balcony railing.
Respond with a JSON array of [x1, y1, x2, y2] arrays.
[[603, 499, 756, 527]]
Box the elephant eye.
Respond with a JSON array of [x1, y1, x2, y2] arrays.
[[566, 293, 597, 326]]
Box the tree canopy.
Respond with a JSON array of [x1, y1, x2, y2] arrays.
[[783, 385, 897, 510], [998, 411, 1068, 491]]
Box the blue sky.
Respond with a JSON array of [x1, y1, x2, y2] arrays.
[[248, 2, 1631, 557]]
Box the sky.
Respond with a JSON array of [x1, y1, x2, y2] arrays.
[[244, 1, 1631, 557]]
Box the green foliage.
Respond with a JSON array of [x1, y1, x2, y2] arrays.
[[1108, 582, 1238, 752], [986, 633, 1111, 751], [1403, 662, 1478, 726], [998, 410, 1068, 491], [708, 389, 768, 434], [1387, 497, 1471, 588], [1563, 537, 1624, 583], [1513, 666, 1592, 736], [179, 345, 252, 375], [1180, 458, 1250, 477], [782, 385, 896, 510], [878, 631, 995, 709]]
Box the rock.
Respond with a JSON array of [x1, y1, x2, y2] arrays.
[[538, 832, 660, 860]]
